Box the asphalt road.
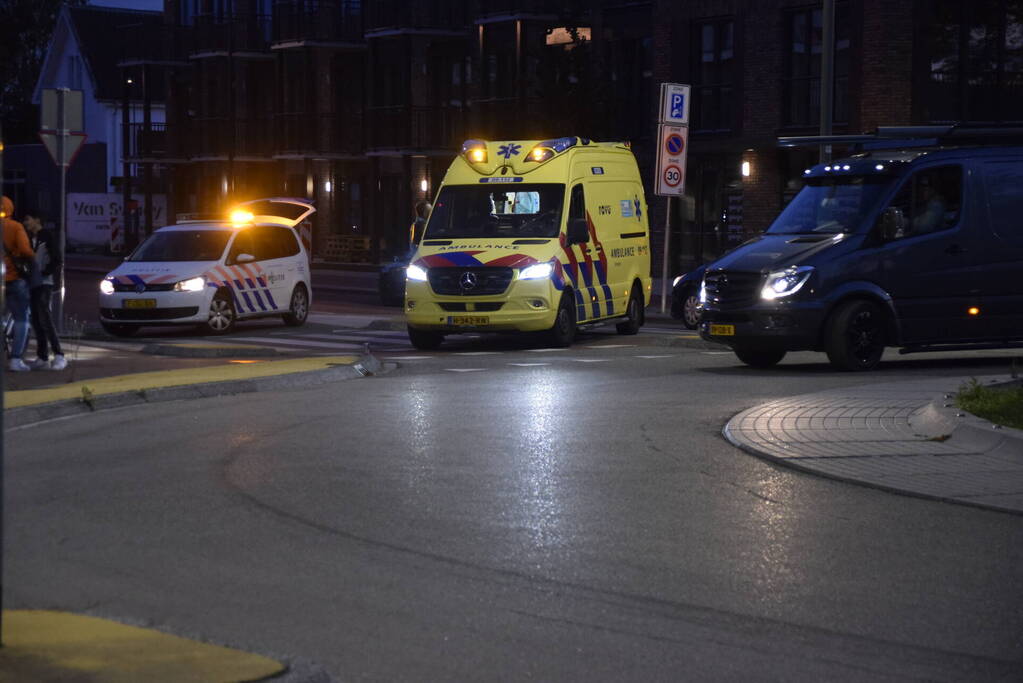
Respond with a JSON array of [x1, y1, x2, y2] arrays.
[[6, 322, 1023, 680]]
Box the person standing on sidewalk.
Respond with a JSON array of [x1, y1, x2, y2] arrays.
[[2, 195, 35, 372], [24, 214, 66, 370]]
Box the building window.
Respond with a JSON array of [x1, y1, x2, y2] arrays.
[[927, 0, 1023, 122], [784, 4, 850, 127], [692, 18, 735, 132]]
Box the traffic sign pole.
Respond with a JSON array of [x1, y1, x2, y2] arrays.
[[57, 90, 66, 333], [653, 94, 690, 312]]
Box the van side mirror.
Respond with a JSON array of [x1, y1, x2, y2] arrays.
[[567, 217, 589, 245], [879, 207, 906, 242]]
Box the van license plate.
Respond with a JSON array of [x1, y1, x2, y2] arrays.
[[710, 324, 735, 336], [449, 315, 489, 326], [124, 299, 157, 309]]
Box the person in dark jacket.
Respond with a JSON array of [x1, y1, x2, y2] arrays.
[[24, 214, 66, 370]]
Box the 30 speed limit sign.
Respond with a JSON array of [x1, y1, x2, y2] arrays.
[[655, 124, 688, 196]]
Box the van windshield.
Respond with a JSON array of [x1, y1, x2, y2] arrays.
[[425, 184, 566, 239], [766, 176, 893, 235], [127, 229, 232, 262]]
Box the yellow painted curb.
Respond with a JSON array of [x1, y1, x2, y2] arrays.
[[4, 355, 359, 408], [0, 610, 284, 683]]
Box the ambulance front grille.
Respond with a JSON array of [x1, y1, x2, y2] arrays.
[[428, 267, 513, 296]]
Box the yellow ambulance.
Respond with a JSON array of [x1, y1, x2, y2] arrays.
[[404, 136, 651, 349]]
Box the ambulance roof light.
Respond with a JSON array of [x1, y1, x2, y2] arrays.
[[461, 139, 488, 164]]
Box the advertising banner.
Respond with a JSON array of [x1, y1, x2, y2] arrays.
[[67, 193, 166, 250]]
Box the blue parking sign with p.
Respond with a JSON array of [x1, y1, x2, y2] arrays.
[[671, 93, 685, 119]]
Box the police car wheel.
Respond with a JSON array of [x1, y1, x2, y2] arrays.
[[616, 288, 643, 335], [204, 290, 236, 335], [100, 321, 140, 338], [547, 293, 576, 347], [283, 284, 309, 327], [407, 325, 443, 350]]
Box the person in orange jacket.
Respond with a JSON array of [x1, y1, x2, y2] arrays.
[[2, 195, 36, 371]]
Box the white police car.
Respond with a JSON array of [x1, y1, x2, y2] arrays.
[[98, 198, 314, 336]]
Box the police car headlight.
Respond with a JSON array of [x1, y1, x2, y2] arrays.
[[519, 262, 553, 280], [99, 278, 115, 295], [761, 266, 814, 300], [406, 264, 428, 282], [174, 276, 206, 292]]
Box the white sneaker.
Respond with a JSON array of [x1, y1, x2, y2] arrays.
[[27, 358, 50, 370], [8, 358, 31, 372], [49, 355, 68, 371]]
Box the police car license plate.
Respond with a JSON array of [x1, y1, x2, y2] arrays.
[[710, 324, 735, 336], [449, 315, 489, 326], [123, 299, 157, 309]]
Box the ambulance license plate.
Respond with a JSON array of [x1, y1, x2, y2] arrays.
[[710, 324, 735, 336], [449, 315, 489, 326], [123, 299, 157, 309]]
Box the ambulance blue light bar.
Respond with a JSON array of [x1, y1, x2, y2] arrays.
[[526, 136, 579, 163]]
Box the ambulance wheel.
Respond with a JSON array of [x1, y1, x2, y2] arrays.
[[408, 326, 444, 350], [616, 287, 643, 335], [100, 321, 139, 338], [734, 347, 786, 368], [547, 292, 576, 347], [282, 284, 309, 327], [203, 289, 236, 335]]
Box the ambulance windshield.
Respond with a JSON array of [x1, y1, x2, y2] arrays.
[[425, 184, 565, 239], [127, 229, 233, 262]]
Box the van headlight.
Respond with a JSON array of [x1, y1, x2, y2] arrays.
[[761, 266, 814, 300], [174, 276, 206, 292], [519, 262, 553, 280], [100, 278, 115, 295], [406, 264, 428, 281]]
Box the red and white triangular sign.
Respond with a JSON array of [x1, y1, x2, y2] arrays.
[[39, 130, 88, 167]]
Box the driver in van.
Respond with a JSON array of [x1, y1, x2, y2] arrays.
[[912, 175, 947, 235]]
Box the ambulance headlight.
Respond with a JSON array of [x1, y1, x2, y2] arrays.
[[519, 262, 553, 280], [100, 278, 115, 295], [406, 264, 428, 282], [761, 266, 815, 300], [174, 276, 206, 292]]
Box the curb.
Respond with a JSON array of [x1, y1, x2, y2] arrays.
[[722, 376, 1023, 516], [6, 353, 382, 429]]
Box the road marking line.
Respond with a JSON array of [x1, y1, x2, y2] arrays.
[[588, 344, 636, 348], [702, 351, 733, 355], [636, 355, 673, 359], [454, 351, 501, 356], [526, 348, 570, 352], [508, 362, 551, 367], [445, 368, 486, 372], [571, 358, 613, 363], [386, 355, 433, 360]]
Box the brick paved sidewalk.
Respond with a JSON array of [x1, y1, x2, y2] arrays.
[[724, 376, 1023, 515]]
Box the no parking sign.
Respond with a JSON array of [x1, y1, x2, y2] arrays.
[[655, 124, 688, 196]]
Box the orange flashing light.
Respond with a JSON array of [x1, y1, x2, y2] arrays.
[[230, 209, 254, 225], [968, 307, 980, 316]]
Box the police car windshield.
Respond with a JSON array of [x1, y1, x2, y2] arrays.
[[127, 229, 233, 262], [425, 184, 565, 239], [766, 175, 892, 235]]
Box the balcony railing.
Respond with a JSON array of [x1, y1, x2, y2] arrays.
[[118, 22, 193, 65], [124, 122, 170, 160], [192, 13, 271, 55], [273, 1, 363, 45], [276, 112, 364, 155], [367, 105, 466, 151], [192, 117, 273, 158], [365, 0, 469, 32]]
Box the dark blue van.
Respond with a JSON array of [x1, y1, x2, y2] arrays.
[[698, 126, 1023, 370]]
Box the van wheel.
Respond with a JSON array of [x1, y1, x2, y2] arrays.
[[734, 347, 786, 368], [826, 300, 886, 371], [616, 287, 643, 335], [203, 289, 236, 335], [100, 321, 140, 338], [407, 326, 444, 351], [282, 284, 309, 326], [547, 292, 576, 347]]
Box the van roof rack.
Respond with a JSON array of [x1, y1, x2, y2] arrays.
[[778, 124, 1023, 151]]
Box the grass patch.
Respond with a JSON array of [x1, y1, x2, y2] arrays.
[[956, 379, 1023, 430]]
